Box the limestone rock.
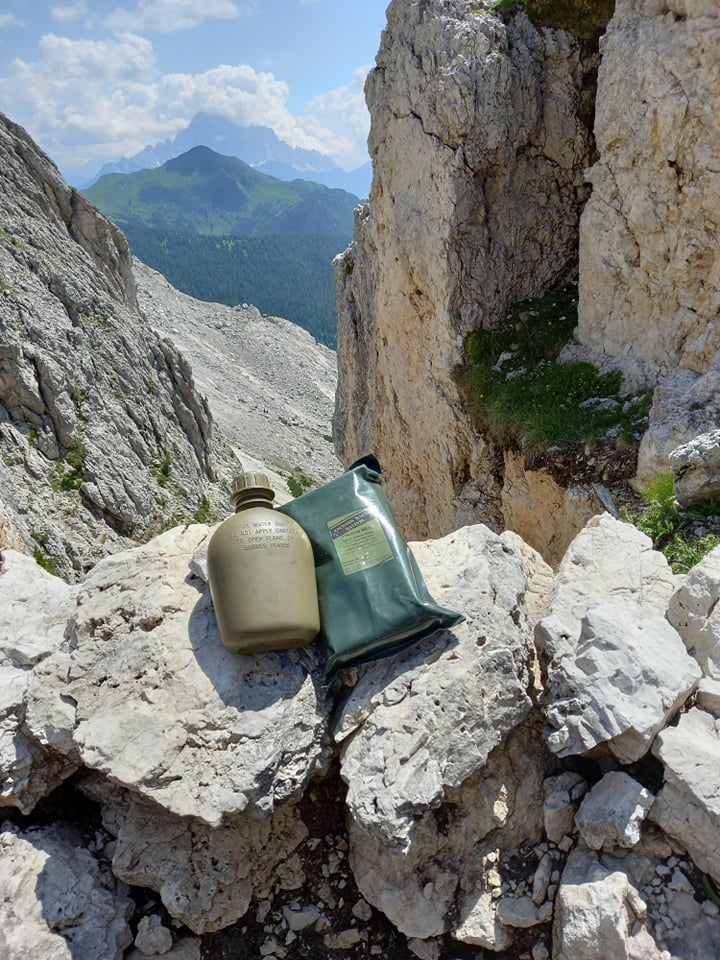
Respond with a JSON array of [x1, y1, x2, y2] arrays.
[[542, 771, 588, 845], [536, 515, 698, 761], [25, 524, 332, 824], [81, 776, 309, 935], [636, 366, 720, 488], [0, 820, 133, 960], [501, 451, 610, 568], [575, 772, 654, 851], [553, 848, 650, 960], [537, 514, 680, 665], [696, 677, 720, 717], [496, 895, 542, 929], [128, 939, 201, 960], [541, 594, 699, 762], [576, 0, 720, 391], [651, 707, 720, 884], [0, 550, 79, 813], [334, 1, 594, 541], [335, 524, 535, 851], [347, 716, 547, 945], [134, 915, 173, 955], [667, 544, 720, 679], [499, 529, 554, 628], [670, 429, 720, 507]]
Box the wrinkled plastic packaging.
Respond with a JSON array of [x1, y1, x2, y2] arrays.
[[278, 455, 464, 683]]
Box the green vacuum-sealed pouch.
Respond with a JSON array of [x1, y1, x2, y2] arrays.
[[278, 455, 464, 683]]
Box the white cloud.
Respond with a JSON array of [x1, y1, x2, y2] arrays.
[[0, 26, 371, 178], [51, 2, 89, 24], [302, 66, 372, 169], [0, 14, 24, 30], [104, 0, 255, 34]]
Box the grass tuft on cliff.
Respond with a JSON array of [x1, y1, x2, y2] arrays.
[[490, 0, 615, 42], [624, 472, 720, 574], [455, 282, 651, 458]]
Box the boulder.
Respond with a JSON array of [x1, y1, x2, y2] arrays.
[[542, 771, 588, 845], [80, 775, 309, 935], [651, 707, 720, 884], [536, 514, 697, 761], [541, 595, 699, 762], [670, 429, 720, 507], [553, 848, 653, 960], [0, 821, 133, 960], [575, 772, 654, 851], [347, 716, 548, 947], [636, 365, 720, 489], [0, 551, 79, 813], [25, 523, 333, 826], [667, 545, 720, 679]]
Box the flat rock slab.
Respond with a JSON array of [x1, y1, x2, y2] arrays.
[[541, 595, 700, 761], [25, 524, 332, 825], [336, 524, 537, 850]]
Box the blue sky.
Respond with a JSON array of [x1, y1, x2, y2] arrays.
[[0, 0, 389, 184]]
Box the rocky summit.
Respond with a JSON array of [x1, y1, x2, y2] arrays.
[[2, 514, 720, 959], [2, 0, 720, 958]]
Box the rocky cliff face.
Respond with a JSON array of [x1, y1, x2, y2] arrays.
[[335, 0, 720, 557], [574, 0, 720, 486], [0, 111, 222, 579], [334, 0, 595, 541]]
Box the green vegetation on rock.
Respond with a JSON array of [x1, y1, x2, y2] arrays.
[[490, 0, 615, 42], [287, 468, 315, 499], [624, 472, 720, 574], [50, 435, 88, 492], [455, 283, 651, 458]]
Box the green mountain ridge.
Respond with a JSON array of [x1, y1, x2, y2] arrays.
[[84, 144, 359, 237], [83, 146, 358, 347]]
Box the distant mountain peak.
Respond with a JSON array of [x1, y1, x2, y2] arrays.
[[90, 112, 372, 199]]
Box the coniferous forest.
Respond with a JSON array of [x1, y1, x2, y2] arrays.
[[125, 225, 346, 348]]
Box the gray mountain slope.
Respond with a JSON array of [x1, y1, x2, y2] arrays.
[[133, 258, 341, 500]]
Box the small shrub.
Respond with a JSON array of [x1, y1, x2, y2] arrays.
[[624, 471, 720, 573], [194, 495, 215, 524], [150, 451, 173, 486], [71, 385, 87, 411], [33, 545, 62, 577], [50, 435, 87, 492], [287, 468, 315, 499]]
